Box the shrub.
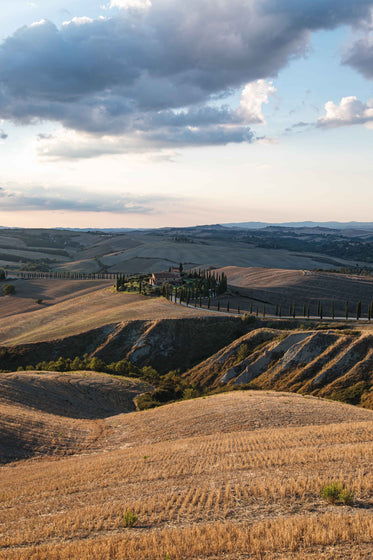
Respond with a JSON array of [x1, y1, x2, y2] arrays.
[[320, 481, 353, 506], [235, 343, 250, 364], [123, 510, 138, 527], [35, 298, 43, 304], [2, 284, 15, 296]]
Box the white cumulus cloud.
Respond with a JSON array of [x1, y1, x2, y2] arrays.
[[318, 96, 373, 127], [237, 80, 277, 124]]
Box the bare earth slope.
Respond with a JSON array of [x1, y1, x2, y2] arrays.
[[186, 327, 373, 408], [1, 391, 373, 559], [0, 316, 242, 374]]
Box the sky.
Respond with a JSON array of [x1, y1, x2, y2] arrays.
[[0, 0, 372, 229]]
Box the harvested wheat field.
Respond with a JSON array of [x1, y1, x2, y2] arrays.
[[214, 266, 373, 317], [1, 389, 373, 559], [0, 371, 151, 462], [0, 282, 217, 345]]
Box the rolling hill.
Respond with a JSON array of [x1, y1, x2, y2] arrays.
[[0, 280, 219, 346], [0, 371, 151, 462], [214, 266, 373, 317], [186, 326, 373, 409], [0, 389, 372, 559], [1, 225, 372, 275]]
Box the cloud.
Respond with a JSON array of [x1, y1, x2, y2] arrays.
[[237, 80, 276, 124], [0, 0, 372, 153], [257, 136, 279, 146], [317, 96, 373, 127], [0, 185, 167, 213], [343, 35, 373, 79], [0, 129, 8, 139], [109, 0, 152, 9]]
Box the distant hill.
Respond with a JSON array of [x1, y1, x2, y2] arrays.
[[222, 220, 373, 230]]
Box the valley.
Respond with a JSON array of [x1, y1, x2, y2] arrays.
[[1, 226, 373, 559]]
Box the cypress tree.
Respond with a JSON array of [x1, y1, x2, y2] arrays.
[[208, 296, 210, 309], [356, 300, 361, 321], [250, 302, 253, 314], [331, 300, 335, 320], [292, 304, 295, 319], [303, 303, 306, 318], [217, 301, 220, 311], [307, 304, 310, 319], [345, 300, 349, 320], [227, 298, 230, 313], [320, 304, 323, 320], [263, 305, 266, 318], [279, 305, 282, 318]]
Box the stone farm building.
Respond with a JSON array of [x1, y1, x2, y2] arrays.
[[149, 271, 182, 286]]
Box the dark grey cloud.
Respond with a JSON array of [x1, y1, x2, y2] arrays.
[[0, 185, 164, 213], [0, 0, 372, 150], [343, 36, 373, 79], [0, 129, 7, 139]]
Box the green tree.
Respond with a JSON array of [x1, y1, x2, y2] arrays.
[[2, 284, 15, 296], [356, 300, 362, 321], [115, 359, 131, 375]]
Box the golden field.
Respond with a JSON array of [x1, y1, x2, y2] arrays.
[[0, 280, 216, 345], [1, 390, 372, 559]]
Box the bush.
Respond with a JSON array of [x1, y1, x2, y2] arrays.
[[235, 343, 250, 364], [136, 393, 160, 410], [123, 510, 138, 527], [320, 482, 354, 506], [2, 284, 15, 296], [35, 298, 43, 304]]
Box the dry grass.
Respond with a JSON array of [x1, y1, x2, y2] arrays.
[[0, 279, 111, 319], [0, 371, 151, 462], [0, 391, 372, 559], [0, 283, 217, 345], [215, 266, 373, 318]]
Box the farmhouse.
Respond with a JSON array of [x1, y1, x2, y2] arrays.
[[149, 271, 182, 286]]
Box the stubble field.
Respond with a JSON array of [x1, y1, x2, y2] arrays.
[[1, 390, 372, 559], [0, 279, 216, 345]]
